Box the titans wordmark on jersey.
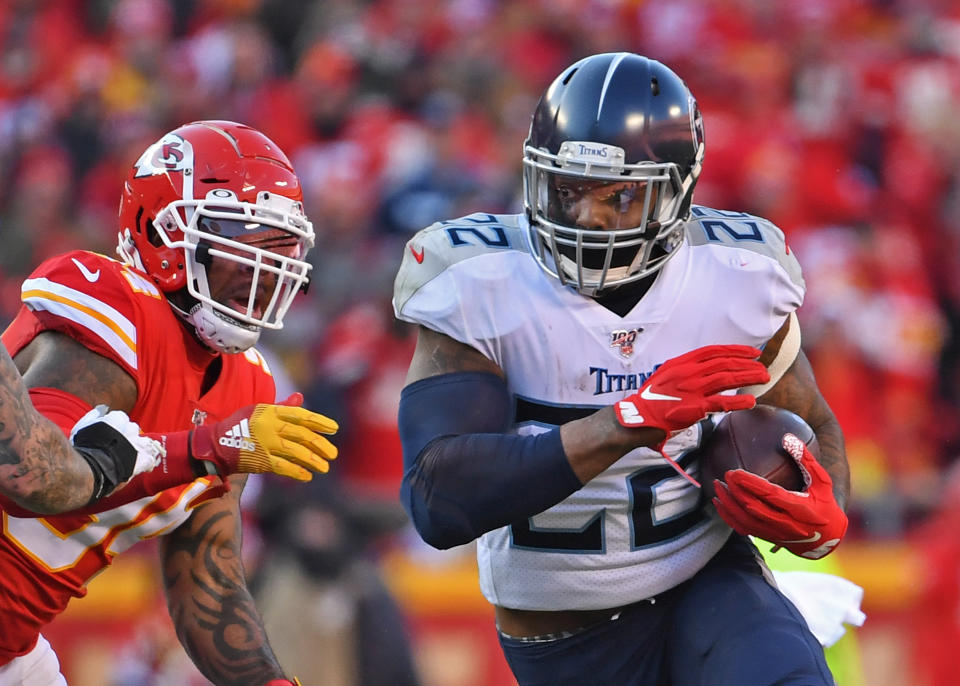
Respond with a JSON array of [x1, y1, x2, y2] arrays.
[[394, 207, 805, 611]]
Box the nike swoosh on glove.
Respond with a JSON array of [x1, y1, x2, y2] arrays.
[[712, 433, 848, 559], [615, 344, 770, 435]]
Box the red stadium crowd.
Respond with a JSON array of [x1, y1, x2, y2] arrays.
[[2, 0, 960, 684]]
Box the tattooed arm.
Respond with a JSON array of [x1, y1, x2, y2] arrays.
[[161, 474, 290, 685], [4, 330, 152, 513], [0, 343, 96, 513]]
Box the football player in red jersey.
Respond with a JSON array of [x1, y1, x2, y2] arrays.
[[0, 121, 335, 685], [0, 344, 164, 514]]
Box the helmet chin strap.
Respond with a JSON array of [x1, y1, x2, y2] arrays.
[[166, 290, 261, 354], [187, 303, 261, 354]]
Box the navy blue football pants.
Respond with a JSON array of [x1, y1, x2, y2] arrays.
[[498, 535, 834, 686]]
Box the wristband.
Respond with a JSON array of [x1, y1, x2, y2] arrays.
[[263, 679, 301, 686], [186, 427, 226, 478], [74, 448, 108, 505], [72, 421, 138, 505]]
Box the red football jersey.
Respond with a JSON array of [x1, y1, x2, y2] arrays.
[[0, 250, 276, 664]]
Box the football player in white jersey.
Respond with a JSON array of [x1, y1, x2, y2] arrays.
[[394, 53, 849, 685]]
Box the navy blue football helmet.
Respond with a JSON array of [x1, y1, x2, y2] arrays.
[[523, 53, 704, 295]]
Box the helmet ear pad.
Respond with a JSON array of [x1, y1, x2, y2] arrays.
[[121, 183, 189, 293]]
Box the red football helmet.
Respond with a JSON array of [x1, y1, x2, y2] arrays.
[[117, 120, 314, 353]]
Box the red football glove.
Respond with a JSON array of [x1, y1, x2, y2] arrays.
[[615, 345, 770, 435], [712, 433, 848, 559]]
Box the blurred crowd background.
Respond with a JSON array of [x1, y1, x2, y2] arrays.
[[2, 0, 960, 684]]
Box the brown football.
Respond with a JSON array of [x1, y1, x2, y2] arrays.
[[697, 405, 818, 501]]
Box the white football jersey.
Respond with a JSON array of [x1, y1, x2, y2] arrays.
[[394, 207, 805, 611]]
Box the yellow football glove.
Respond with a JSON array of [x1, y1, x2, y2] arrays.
[[190, 393, 338, 482]]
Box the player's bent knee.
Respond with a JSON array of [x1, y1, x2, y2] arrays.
[[704, 625, 832, 686]]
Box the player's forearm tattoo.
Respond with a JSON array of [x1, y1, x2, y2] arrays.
[[758, 351, 850, 509], [162, 504, 284, 685], [0, 348, 92, 512]]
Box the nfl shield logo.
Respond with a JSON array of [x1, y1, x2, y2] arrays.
[[610, 328, 642, 357]]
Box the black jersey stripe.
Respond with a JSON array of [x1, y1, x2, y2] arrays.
[[514, 396, 601, 425]]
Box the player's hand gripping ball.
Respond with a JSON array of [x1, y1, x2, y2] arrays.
[[705, 405, 848, 559], [697, 405, 816, 501]]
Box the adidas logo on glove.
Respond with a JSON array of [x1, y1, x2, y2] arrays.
[[218, 419, 256, 452]]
